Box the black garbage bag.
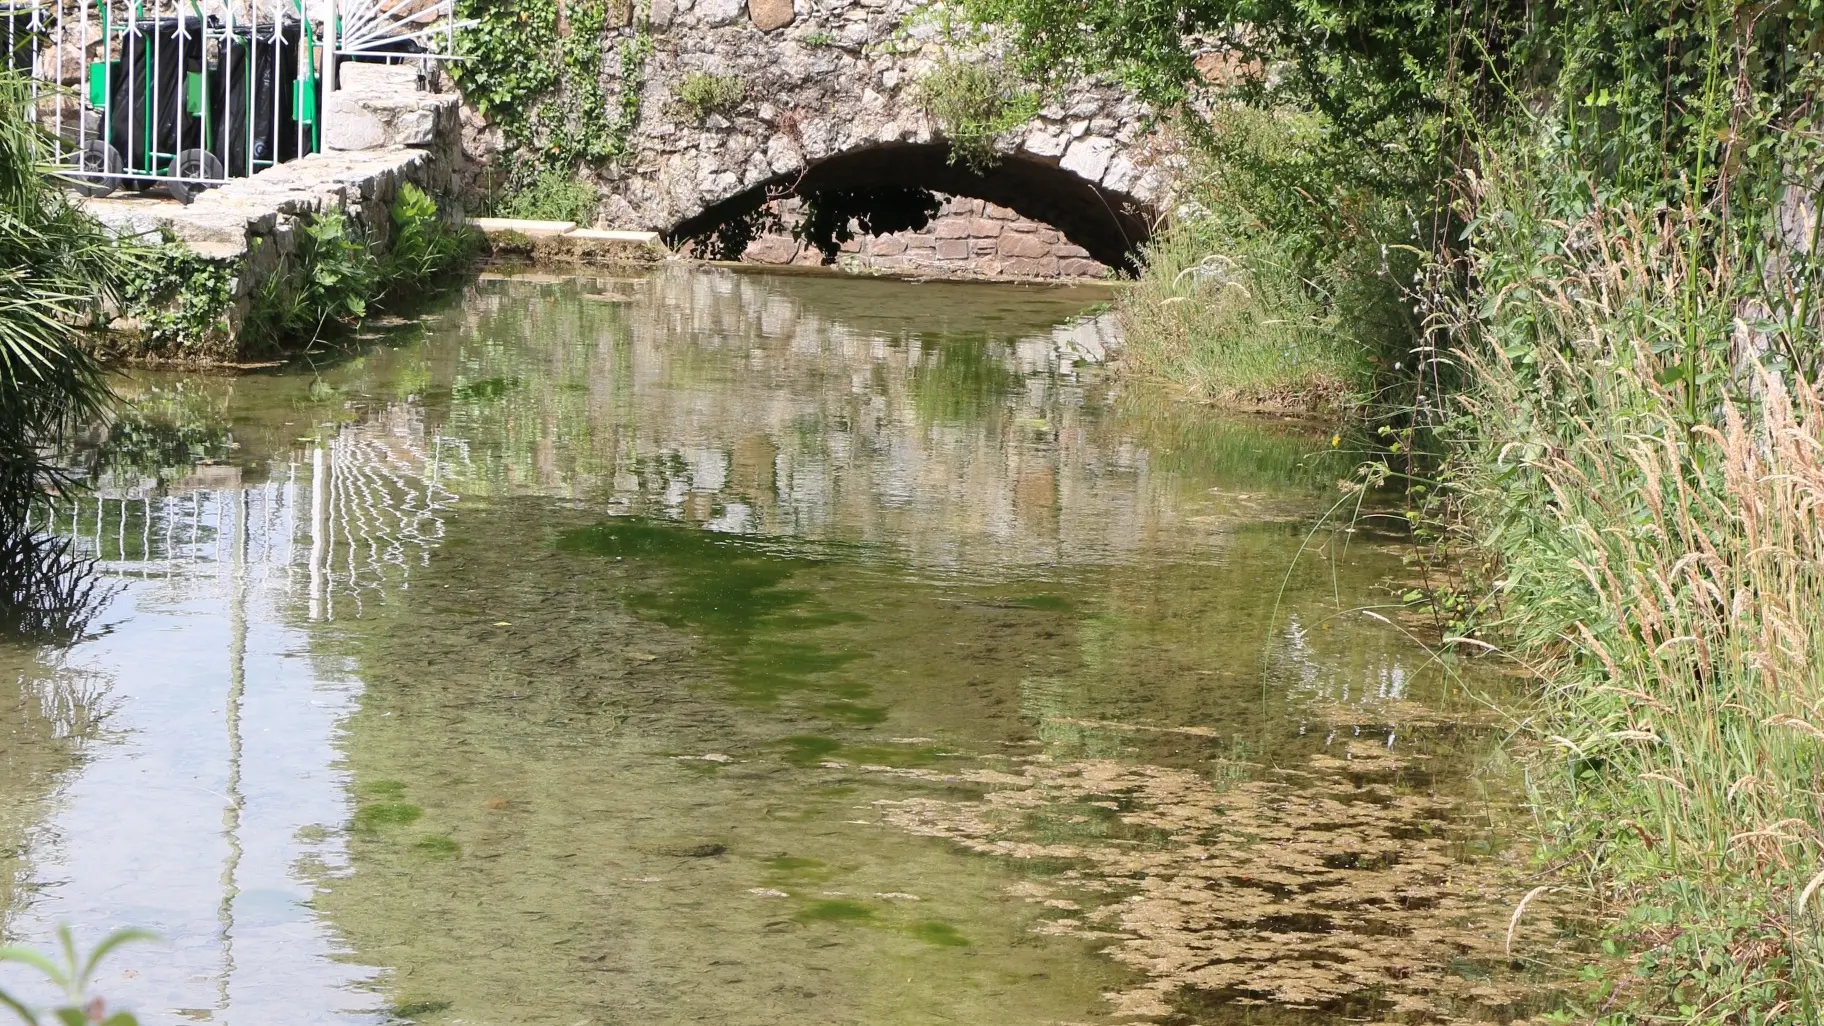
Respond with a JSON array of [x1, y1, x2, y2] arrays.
[[216, 18, 314, 177], [103, 16, 210, 176]]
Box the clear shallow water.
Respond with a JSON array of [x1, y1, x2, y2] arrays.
[[0, 269, 1550, 1025]]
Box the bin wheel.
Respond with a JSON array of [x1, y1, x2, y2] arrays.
[[68, 141, 120, 198], [168, 149, 225, 205]]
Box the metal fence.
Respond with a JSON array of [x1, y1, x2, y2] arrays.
[[4, 0, 462, 203]]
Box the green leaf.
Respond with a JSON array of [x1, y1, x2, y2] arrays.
[[77, 930, 156, 992], [0, 946, 71, 991]]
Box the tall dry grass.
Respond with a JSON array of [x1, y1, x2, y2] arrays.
[[1459, 179, 1824, 1018]]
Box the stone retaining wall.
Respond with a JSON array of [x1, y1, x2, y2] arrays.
[[739, 195, 1112, 279], [81, 65, 467, 363]]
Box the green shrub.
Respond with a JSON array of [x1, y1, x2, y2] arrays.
[[1115, 105, 1406, 410], [915, 60, 1037, 172], [1120, 219, 1363, 410], [674, 71, 747, 120], [246, 185, 477, 347], [387, 182, 477, 283], [494, 167, 600, 224]]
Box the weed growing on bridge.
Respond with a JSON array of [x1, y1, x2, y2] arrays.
[[916, 61, 1038, 173], [674, 72, 748, 121]]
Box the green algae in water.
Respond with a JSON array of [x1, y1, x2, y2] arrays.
[[842, 744, 944, 768], [352, 802, 423, 831], [912, 921, 971, 947], [557, 519, 876, 712], [780, 735, 843, 766], [412, 835, 461, 858], [819, 701, 888, 724], [777, 735, 944, 768], [390, 999, 453, 1020], [556, 519, 811, 638], [360, 779, 408, 799], [764, 856, 827, 873], [795, 899, 873, 924], [1011, 594, 1074, 612]]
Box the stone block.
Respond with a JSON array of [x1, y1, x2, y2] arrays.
[[748, 0, 794, 30], [743, 235, 801, 263], [325, 105, 388, 151], [390, 108, 439, 148], [968, 218, 1001, 238], [935, 239, 970, 260], [1102, 154, 1140, 194], [972, 239, 997, 256], [1056, 243, 1089, 259], [1037, 228, 1061, 245], [1060, 258, 1107, 278], [870, 236, 908, 256], [1020, 127, 1069, 159], [984, 203, 1017, 220], [1000, 256, 1041, 277], [998, 233, 1050, 259], [542, 229, 669, 263], [701, 0, 747, 25], [934, 219, 969, 239], [1059, 136, 1117, 182]]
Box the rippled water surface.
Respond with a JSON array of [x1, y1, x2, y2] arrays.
[[0, 269, 1552, 1025]]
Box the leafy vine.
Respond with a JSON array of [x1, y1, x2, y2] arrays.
[[453, 0, 651, 206]]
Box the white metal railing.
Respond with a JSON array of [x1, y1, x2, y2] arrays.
[[6, 0, 462, 203]]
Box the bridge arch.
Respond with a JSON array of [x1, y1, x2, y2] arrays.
[[665, 139, 1156, 273]]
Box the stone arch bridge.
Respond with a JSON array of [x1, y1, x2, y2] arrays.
[[463, 0, 1174, 272]]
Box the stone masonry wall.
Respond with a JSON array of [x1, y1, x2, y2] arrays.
[[84, 64, 465, 362], [458, 0, 1180, 265], [740, 195, 1111, 279]]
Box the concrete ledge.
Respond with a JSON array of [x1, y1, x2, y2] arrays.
[[474, 220, 668, 264], [472, 217, 577, 238]]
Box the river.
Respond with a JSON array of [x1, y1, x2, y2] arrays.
[[0, 269, 1554, 1025]]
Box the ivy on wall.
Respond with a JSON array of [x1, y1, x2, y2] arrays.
[[452, 0, 650, 211], [117, 239, 242, 362]]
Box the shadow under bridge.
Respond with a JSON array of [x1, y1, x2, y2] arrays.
[[666, 141, 1156, 274]]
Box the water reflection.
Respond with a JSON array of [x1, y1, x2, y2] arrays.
[[0, 268, 1544, 1025]]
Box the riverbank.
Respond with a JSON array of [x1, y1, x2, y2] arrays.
[[1114, 129, 1824, 1026], [969, 1, 1824, 1019]]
